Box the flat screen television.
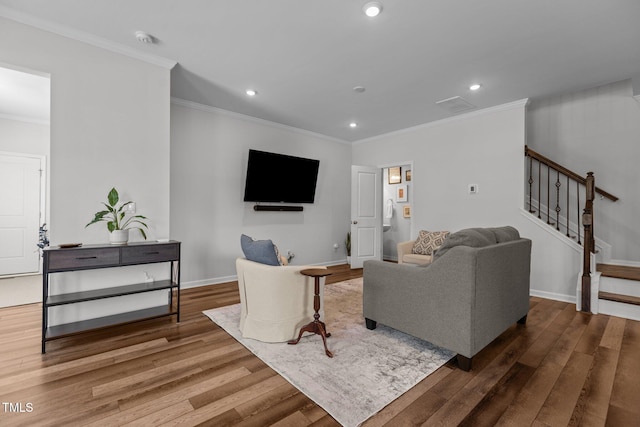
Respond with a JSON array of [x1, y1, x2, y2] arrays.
[[243, 149, 320, 203]]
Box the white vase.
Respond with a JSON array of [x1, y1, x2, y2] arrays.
[[109, 229, 129, 245]]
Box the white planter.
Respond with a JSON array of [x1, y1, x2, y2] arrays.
[[109, 229, 129, 245]]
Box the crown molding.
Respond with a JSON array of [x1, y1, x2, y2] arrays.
[[353, 98, 530, 146], [171, 97, 351, 145], [0, 6, 177, 70], [0, 112, 49, 126]]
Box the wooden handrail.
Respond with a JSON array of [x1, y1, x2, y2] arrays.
[[525, 146, 619, 202]]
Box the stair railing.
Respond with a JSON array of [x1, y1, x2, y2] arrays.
[[524, 146, 618, 312]]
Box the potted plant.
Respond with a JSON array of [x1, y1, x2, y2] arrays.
[[85, 187, 148, 244]]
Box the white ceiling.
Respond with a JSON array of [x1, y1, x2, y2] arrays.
[[1, 0, 639, 141]]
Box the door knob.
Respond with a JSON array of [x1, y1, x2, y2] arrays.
[[352, 221, 358, 224]]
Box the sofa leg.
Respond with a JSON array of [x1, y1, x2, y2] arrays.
[[365, 318, 377, 330], [457, 354, 472, 371], [517, 314, 527, 325]]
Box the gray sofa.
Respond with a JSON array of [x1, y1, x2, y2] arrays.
[[363, 226, 531, 371]]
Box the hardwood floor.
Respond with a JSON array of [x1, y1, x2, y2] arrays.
[[1, 264, 639, 426]]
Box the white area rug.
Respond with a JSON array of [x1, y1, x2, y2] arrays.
[[203, 278, 454, 427]]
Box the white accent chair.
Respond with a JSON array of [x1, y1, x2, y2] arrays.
[[236, 258, 327, 342]]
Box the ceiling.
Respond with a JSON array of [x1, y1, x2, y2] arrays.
[[1, 0, 639, 142]]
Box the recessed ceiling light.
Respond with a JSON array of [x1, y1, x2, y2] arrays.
[[353, 86, 366, 93], [349, 122, 358, 128], [246, 89, 257, 96], [363, 2, 383, 17], [469, 83, 482, 91], [135, 31, 154, 44]]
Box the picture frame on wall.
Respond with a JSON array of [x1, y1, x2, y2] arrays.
[[403, 205, 411, 218], [405, 169, 412, 181], [396, 185, 408, 202], [389, 167, 401, 184]]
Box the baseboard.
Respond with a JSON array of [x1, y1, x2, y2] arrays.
[[181, 259, 350, 289], [181, 275, 237, 289], [530, 288, 576, 304]]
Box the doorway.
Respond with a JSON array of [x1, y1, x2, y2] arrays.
[[0, 65, 50, 306], [382, 163, 412, 261]]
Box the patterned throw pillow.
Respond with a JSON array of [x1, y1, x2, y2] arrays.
[[412, 230, 450, 255]]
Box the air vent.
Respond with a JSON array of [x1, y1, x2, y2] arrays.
[[435, 96, 477, 114]]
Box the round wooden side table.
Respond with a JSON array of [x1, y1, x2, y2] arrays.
[[288, 268, 333, 357]]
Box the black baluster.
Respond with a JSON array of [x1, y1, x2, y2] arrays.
[[555, 171, 561, 231], [538, 161, 542, 219], [547, 166, 552, 225], [566, 176, 570, 238], [528, 157, 534, 213]]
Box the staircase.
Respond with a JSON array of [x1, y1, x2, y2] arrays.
[[596, 263, 640, 321], [524, 146, 640, 320]]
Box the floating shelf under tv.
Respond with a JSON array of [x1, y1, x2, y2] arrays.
[[253, 205, 304, 212]]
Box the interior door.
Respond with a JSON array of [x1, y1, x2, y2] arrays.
[[350, 165, 382, 269], [0, 154, 42, 275]]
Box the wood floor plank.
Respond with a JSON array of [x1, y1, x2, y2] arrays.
[[535, 350, 594, 426], [86, 367, 252, 426], [0, 264, 639, 427], [568, 346, 619, 426], [607, 320, 640, 419], [599, 316, 626, 350]]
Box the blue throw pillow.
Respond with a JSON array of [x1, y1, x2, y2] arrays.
[[240, 234, 281, 266]]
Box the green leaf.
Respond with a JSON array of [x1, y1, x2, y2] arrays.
[[101, 202, 116, 213], [136, 227, 148, 240], [107, 221, 116, 232], [108, 188, 119, 207]]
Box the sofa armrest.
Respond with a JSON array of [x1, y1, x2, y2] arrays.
[[396, 240, 415, 264], [363, 248, 478, 355], [472, 239, 531, 353]]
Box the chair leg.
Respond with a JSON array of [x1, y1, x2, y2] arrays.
[[517, 314, 527, 325], [365, 318, 377, 330], [457, 354, 472, 371]]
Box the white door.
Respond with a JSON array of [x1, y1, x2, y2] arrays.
[[350, 165, 382, 269], [0, 154, 42, 275]]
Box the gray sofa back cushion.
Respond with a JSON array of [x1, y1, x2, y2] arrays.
[[433, 226, 520, 261]]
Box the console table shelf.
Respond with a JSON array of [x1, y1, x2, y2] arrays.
[[42, 241, 181, 353], [46, 280, 177, 306], [45, 305, 177, 340]]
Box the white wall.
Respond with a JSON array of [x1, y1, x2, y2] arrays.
[[353, 100, 582, 301], [0, 18, 172, 322], [0, 117, 49, 155], [0, 17, 171, 245], [170, 100, 352, 287], [527, 79, 640, 262]]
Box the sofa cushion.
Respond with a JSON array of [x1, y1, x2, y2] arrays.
[[402, 253, 433, 266], [240, 234, 281, 266], [412, 230, 450, 255], [433, 228, 496, 261], [489, 226, 520, 243]]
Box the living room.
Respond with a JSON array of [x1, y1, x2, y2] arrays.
[[1, 1, 640, 425]]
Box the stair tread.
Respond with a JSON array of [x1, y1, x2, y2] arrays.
[[597, 263, 640, 281], [599, 291, 640, 306]]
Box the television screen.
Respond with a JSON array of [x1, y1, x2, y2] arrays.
[[243, 149, 320, 203]]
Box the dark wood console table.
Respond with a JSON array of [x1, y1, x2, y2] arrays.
[[41, 240, 180, 353]]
